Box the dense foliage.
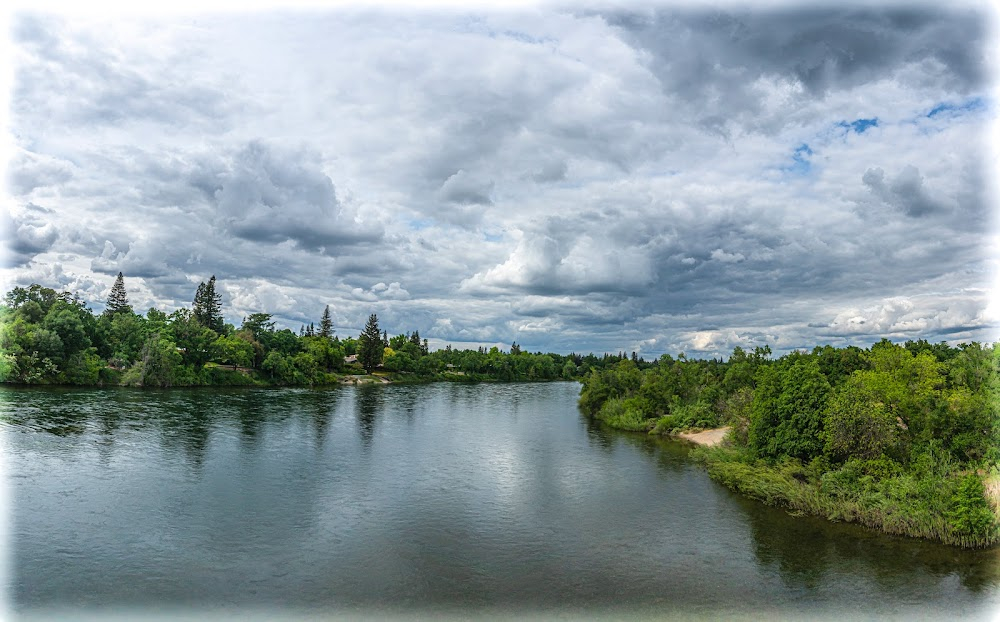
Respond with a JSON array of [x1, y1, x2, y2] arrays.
[[0, 280, 630, 388], [579, 340, 1000, 548]]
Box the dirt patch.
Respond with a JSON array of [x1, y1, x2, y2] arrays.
[[677, 427, 730, 447]]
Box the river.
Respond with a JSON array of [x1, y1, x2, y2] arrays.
[[2, 383, 998, 620]]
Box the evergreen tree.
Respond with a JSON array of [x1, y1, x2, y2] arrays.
[[382, 330, 389, 348], [319, 305, 334, 338], [192, 275, 223, 332], [359, 314, 384, 372], [104, 272, 132, 316]]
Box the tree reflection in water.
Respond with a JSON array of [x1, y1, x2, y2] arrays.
[[736, 489, 1000, 594], [158, 392, 212, 471], [356, 384, 383, 450]]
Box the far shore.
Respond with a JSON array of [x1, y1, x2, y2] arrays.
[[677, 427, 730, 447]]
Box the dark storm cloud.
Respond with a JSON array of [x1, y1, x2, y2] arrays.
[[601, 6, 988, 130]]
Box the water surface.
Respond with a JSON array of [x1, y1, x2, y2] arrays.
[[3, 383, 998, 619]]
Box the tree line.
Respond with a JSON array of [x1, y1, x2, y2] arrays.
[[578, 340, 1000, 548], [0, 276, 633, 387]]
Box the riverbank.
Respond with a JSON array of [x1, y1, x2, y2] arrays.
[[589, 406, 1000, 549], [682, 441, 1000, 549]]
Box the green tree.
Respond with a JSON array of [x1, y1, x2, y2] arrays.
[[383, 350, 415, 373], [319, 305, 334, 338], [215, 334, 254, 370], [105, 312, 146, 367], [748, 358, 831, 461], [103, 272, 132, 316], [145, 308, 171, 339], [823, 372, 902, 463], [358, 313, 383, 372], [262, 351, 294, 383], [261, 328, 300, 357], [42, 301, 90, 359], [192, 275, 224, 332], [241, 313, 275, 342], [169, 309, 218, 369], [126, 334, 181, 387], [947, 474, 997, 545]]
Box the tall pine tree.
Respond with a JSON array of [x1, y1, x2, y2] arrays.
[[192, 275, 223, 333], [104, 272, 132, 316], [358, 313, 384, 372], [319, 305, 334, 338]]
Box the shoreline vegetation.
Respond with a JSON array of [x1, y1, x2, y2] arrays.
[[578, 341, 1000, 549], [3, 278, 998, 549], [0, 279, 633, 389]]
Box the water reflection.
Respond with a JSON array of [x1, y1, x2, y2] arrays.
[[158, 392, 213, 470], [356, 384, 384, 449], [739, 495, 832, 590], [3, 384, 998, 617], [232, 391, 267, 444], [307, 390, 336, 449], [735, 483, 1000, 595], [582, 414, 617, 452]]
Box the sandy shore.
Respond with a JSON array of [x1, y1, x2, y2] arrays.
[[677, 427, 730, 447]]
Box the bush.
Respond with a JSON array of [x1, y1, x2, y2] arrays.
[[947, 474, 998, 547], [595, 396, 653, 432]]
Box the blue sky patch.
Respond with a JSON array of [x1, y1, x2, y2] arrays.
[[837, 117, 878, 134], [408, 219, 434, 231], [784, 143, 813, 175], [927, 97, 986, 118]]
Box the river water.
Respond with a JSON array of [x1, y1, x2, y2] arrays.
[[2, 383, 998, 620]]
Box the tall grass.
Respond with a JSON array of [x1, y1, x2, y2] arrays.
[[692, 447, 1000, 549]]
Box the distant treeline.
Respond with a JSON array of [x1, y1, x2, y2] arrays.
[[0, 277, 638, 387], [579, 340, 1000, 548]]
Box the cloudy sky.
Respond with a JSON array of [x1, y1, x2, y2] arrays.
[[3, 2, 998, 358]]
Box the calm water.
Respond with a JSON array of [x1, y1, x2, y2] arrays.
[[2, 383, 998, 620]]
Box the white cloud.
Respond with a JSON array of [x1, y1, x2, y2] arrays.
[[3, 6, 996, 357]]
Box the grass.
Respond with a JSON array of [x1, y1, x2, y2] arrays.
[[691, 446, 1000, 549]]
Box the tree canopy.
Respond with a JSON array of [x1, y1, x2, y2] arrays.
[[104, 272, 132, 316], [192, 275, 223, 333], [358, 313, 383, 372]]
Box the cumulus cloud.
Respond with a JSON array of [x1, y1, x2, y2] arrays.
[[462, 225, 657, 296], [2, 204, 59, 266], [862, 165, 947, 217], [213, 141, 382, 251], [438, 169, 494, 206], [710, 249, 746, 264], [90, 239, 171, 278], [351, 282, 410, 302], [7, 151, 75, 196], [3, 6, 995, 357]]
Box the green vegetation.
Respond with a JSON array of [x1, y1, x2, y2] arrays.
[[579, 341, 1000, 548], [0, 279, 628, 388]]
